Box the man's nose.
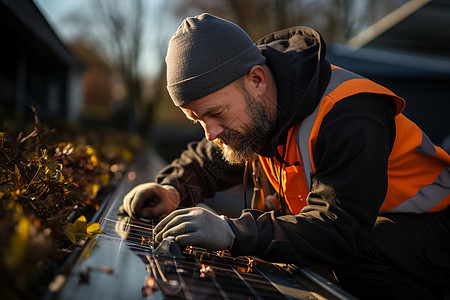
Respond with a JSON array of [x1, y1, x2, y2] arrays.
[[202, 121, 223, 141]]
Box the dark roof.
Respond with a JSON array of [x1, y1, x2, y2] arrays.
[[347, 0, 450, 60], [328, 0, 450, 77], [327, 0, 450, 147], [0, 0, 83, 69]]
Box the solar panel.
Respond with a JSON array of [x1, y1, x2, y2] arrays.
[[47, 153, 356, 300], [104, 216, 304, 299]]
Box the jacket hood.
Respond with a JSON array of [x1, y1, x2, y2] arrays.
[[255, 26, 331, 158]]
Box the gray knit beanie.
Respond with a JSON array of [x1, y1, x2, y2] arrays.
[[166, 13, 266, 106]]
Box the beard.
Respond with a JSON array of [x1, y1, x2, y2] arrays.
[[213, 91, 273, 165]]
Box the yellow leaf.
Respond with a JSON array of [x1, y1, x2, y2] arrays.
[[92, 183, 101, 198], [65, 215, 104, 244], [14, 164, 21, 181], [86, 146, 99, 165], [121, 149, 133, 163], [85, 146, 96, 156], [87, 222, 104, 238], [84, 183, 101, 199], [44, 159, 62, 178], [65, 215, 87, 244], [5, 216, 29, 270], [98, 173, 110, 186], [41, 149, 49, 160]]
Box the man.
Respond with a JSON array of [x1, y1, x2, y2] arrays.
[[121, 13, 450, 299]]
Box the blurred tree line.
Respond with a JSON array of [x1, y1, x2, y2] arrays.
[[61, 0, 407, 135], [172, 0, 407, 43]]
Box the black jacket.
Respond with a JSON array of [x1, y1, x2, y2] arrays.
[[156, 26, 397, 266]]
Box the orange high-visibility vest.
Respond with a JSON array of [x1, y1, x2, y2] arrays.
[[259, 66, 450, 215]]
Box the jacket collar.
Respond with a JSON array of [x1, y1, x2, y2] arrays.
[[255, 26, 331, 157]]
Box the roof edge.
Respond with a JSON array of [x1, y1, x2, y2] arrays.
[[347, 0, 431, 49]]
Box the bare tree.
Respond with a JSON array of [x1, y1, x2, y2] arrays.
[[60, 0, 150, 132], [170, 0, 408, 44], [171, 0, 312, 40], [92, 0, 144, 132]]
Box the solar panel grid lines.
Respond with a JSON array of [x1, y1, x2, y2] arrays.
[[87, 208, 353, 300], [101, 215, 302, 299], [144, 245, 291, 299]]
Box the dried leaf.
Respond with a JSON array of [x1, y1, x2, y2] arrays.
[[199, 264, 215, 278], [0, 131, 5, 147]]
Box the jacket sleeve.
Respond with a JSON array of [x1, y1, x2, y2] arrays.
[[155, 138, 245, 207], [227, 93, 397, 266]]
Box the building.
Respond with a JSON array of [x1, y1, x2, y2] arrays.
[[0, 0, 84, 122]]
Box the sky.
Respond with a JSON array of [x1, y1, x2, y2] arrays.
[[33, 0, 87, 38], [31, 0, 410, 79], [33, 0, 185, 78]]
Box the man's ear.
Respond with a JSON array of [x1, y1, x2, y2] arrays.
[[247, 65, 267, 94]]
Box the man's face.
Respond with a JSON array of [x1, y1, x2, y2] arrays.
[[180, 79, 275, 164]]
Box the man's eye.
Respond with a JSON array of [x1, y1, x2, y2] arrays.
[[212, 110, 223, 117]]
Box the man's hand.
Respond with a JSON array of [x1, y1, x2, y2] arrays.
[[154, 207, 235, 251], [120, 183, 180, 219]]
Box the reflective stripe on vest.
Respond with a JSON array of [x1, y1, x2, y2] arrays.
[[259, 66, 450, 215], [297, 67, 366, 189]]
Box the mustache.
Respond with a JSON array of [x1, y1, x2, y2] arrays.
[[216, 128, 243, 145]]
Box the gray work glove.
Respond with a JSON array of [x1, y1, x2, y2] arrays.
[[154, 207, 236, 251], [120, 183, 180, 220]]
